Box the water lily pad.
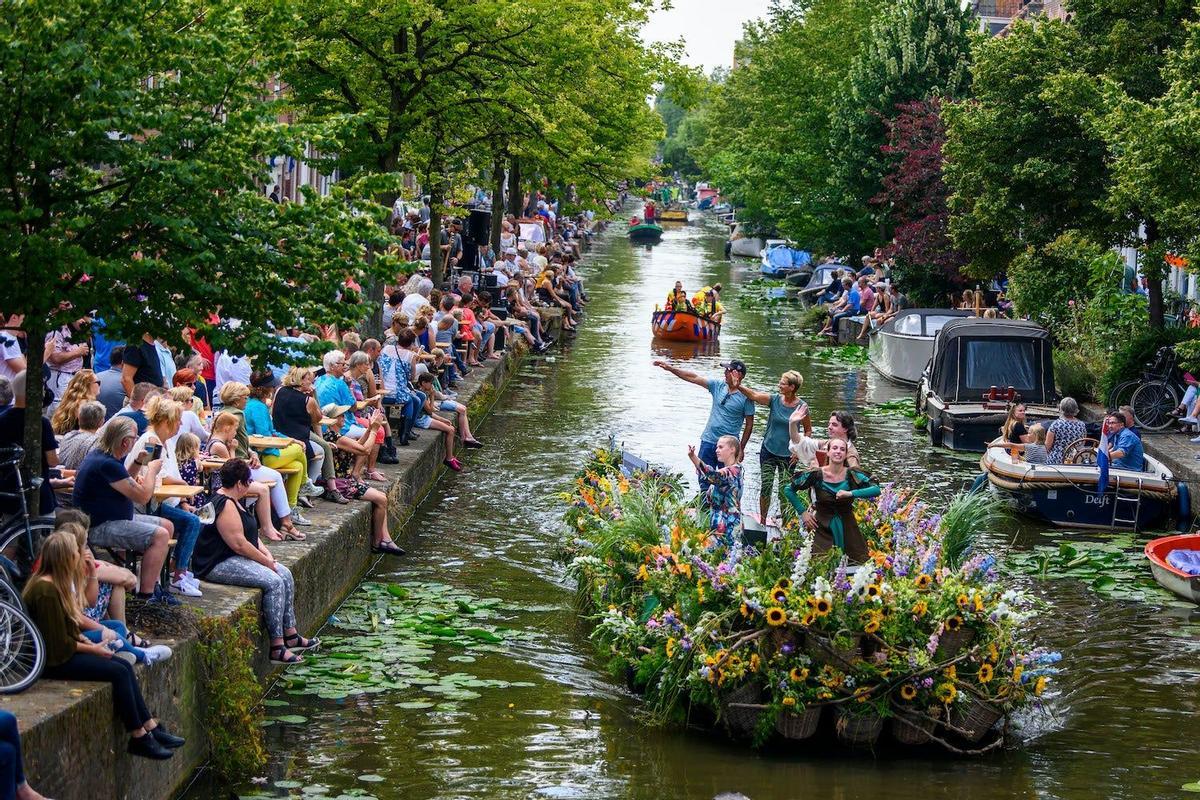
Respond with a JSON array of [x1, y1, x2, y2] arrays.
[[395, 700, 434, 709], [1182, 781, 1200, 793], [357, 774, 385, 783], [273, 714, 308, 724], [447, 655, 475, 662], [262, 699, 289, 707], [275, 780, 304, 788]]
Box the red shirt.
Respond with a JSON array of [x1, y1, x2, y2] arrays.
[[459, 308, 478, 340]]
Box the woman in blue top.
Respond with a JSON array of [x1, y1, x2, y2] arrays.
[[736, 370, 810, 521], [246, 372, 309, 525], [784, 438, 879, 563]]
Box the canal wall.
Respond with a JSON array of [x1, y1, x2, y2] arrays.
[[0, 310, 563, 800]]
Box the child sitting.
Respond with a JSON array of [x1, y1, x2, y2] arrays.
[[1009, 423, 1048, 464], [176, 432, 208, 510]]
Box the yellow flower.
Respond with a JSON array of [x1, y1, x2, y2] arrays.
[[772, 588, 788, 604], [944, 665, 957, 681], [636, 565, 649, 581], [801, 612, 816, 626], [728, 655, 742, 669], [978, 663, 994, 684], [865, 583, 881, 599], [750, 654, 760, 672], [945, 615, 964, 632], [936, 682, 957, 704], [814, 597, 832, 616], [665, 638, 676, 659], [766, 607, 787, 627], [740, 602, 749, 617], [912, 600, 928, 618], [956, 594, 970, 609], [782, 696, 796, 707], [817, 689, 833, 700], [1034, 676, 1047, 696], [973, 594, 985, 613], [988, 643, 999, 663], [1012, 664, 1023, 683], [864, 617, 881, 634], [789, 667, 809, 683], [775, 578, 792, 591], [900, 684, 917, 701], [916, 574, 932, 590]]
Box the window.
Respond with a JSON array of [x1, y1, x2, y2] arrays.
[[924, 315, 962, 337], [963, 340, 1037, 391]]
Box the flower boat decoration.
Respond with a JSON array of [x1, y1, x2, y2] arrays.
[[558, 447, 1059, 755]]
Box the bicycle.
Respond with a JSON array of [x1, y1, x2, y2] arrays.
[[0, 446, 50, 693], [1128, 346, 1189, 431]]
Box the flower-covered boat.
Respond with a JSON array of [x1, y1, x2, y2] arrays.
[[559, 447, 1058, 754]]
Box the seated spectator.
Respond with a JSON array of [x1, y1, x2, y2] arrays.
[[475, 292, 537, 352], [50, 368, 100, 435], [113, 381, 161, 436], [382, 290, 406, 329], [123, 396, 204, 598], [0, 709, 48, 799], [503, 286, 550, 352], [73, 416, 175, 604], [175, 433, 209, 510], [315, 351, 385, 483], [54, 510, 144, 651], [167, 385, 209, 442], [319, 405, 405, 556], [819, 278, 861, 337], [816, 269, 843, 305], [203, 411, 289, 539], [1105, 412, 1145, 471], [273, 367, 343, 503], [423, 372, 483, 450], [216, 383, 306, 538], [57, 400, 106, 472], [377, 331, 425, 448], [413, 372, 462, 472], [346, 353, 395, 464], [24, 532, 183, 760], [245, 372, 312, 520], [191, 459, 317, 665], [1045, 397, 1087, 464]]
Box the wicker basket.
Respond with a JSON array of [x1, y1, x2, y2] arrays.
[[834, 707, 883, 747], [804, 633, 862, 670], [935, 627, 975, 660], [890, 708, 937, 745], [775, 706, 822, 741], [769, 627, 803, 656], [721, 682, 765, 738], [947, 694, 1003, 743]]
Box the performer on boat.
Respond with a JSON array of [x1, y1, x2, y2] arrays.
[[687, 435, 743, 550], [784, 438, 880, 562], [665, 281, 691, 312], [643, 200, 657, 224]]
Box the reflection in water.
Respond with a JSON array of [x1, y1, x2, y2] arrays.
[[189, 219, 1200, 800]]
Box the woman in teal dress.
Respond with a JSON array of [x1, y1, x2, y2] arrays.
[[687, 435, 743, 550], [783, 438, 879, 562]]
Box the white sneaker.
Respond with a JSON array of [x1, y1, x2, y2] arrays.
[[291, 511, 313, 526], [170, 576, 202, 597], [141, 644, 173, 664], [300, 480, 323, 498], [183, 575, 202, 593], [1190, 435, 1200, 444]]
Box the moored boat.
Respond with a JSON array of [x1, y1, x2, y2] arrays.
[[651, 309, 721, 343], [917, 318, 1059, 451], [628, 222, 664, 244], [980, 443, 1186, 530], [759, 241, 812, 280], [796, 262, 850, 302], [868, 309, 974, 385], [1145, 534, 1200, 603], [658, 208, 688, 222]]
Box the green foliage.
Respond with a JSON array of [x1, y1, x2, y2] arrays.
[[1006, 232, 1111, 333], [1053, 348, 1102, 403], [1101, 326, 1200, 398], [196, 608, 267, 781]]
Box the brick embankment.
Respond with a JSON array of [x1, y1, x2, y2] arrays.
[[0, 309, 563, 800]]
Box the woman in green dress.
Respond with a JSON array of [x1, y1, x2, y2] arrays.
[[783, 438, 879, 562]]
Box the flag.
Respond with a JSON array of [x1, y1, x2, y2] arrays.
[[1096, 420, 1110, 496]]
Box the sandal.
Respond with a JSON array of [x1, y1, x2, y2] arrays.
[[372, 540, 406, 556], [129, 632, 151, 648], [282, 528, 307, 541], [269, 645, 303, 665], [283, 632, 320, 651]]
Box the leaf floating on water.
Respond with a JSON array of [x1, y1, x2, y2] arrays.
[[273, 714, 308, 724], [274, 780, 304, 789], [395, 700, 434, 709], [357, 774, 386, 783], [262, 699, 289, 707], [1182, 781, 1200, 793], [386, 584, 408, 598]]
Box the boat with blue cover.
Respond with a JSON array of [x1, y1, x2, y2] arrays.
[[1145, 534, 1200, 602], [759, 241, 812, 280]]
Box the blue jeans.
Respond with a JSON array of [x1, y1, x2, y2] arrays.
[[156, 501, 201, 572], [83, 620, 146, 663], [0, 710, 24, 799], [698, 440, 720, 470]]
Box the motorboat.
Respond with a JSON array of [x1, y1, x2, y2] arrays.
[[916, 318, 1059, 451], [980, 444, 1186, 531], [651, 309, 721, 343], [1145, 534, 1200, 603], [628, 222, 664, 244], [796, 262, 852, 303], [727, 222, 763, 258], [868, 309, 974, 385], [658, 207, 688, 223], [760, 241, 812, 280]]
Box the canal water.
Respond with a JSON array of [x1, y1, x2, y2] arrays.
[[200, 219, 1200, 800]]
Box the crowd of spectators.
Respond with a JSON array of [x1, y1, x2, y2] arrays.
[[0, 198, 601, 767]]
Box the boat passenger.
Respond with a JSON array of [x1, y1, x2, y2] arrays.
[[784, 438, 880, 562], [692, 286, 713, 316], [1045, 397, 1088, 464], [1006, 423, 1048, 464], [1105, 413, 1145, 471], [665, 281, 689, 312], [653, 359, 755, 471], [734, 371, 811, 520], [1002, 403, 1031, 444], [1118, 405, 1141, 439], [687, 435, 743, 550], [705, 288, 725, 323]]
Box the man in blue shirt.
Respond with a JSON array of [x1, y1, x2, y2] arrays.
[[820, 278, 861, 337], [1105, 413, 1144, 471], [654, 359, 755, 470]]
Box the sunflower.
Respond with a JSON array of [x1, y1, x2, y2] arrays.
[[789, 667, 810, 683], [750, 654, 761, 672], [1012, 664, 1023, 683], [900, 684, 918, 701], [772, 588, 788, 604], [916, 574, 932, 590], [728, 655, 743, 669], [977, 663, 994, 684], [865, 583, 881, 599], [740, 602, 749, 617], [766, 607, 787, 627], [956, 593, 970, 609], [987, 643, 1000, 663], [1034, 676, 1047, 696], [817, 689, 833, 700], [665, 637, 676, 659], [782, 696, 796, 707], [864, 618, 881, 634], [776, 578, 792, 591], [973, 593, 985, 613], [945, 615, 964, 632], [814, 597, 832, 616], [912, 600, 928, 618], [801, 611, 816, 626], [935, 682, 958, 704]]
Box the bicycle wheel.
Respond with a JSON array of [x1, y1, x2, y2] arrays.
[[1106, 380, 1140, 411], [0, 600, 44, 694], [1130, 381, 1179, 431], [0, 516, 56, 588]]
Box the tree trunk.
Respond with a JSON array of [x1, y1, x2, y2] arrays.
[[429, 182, 444, 287], [490, 157, 505, 254], [507, 157, 523, 217], [1145, 217, 1164, 329], [22, 316, 46, 516]]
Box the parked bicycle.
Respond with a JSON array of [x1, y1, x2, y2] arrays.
[[0, 446, 50, 693], [1108, 346, 1188, 431]]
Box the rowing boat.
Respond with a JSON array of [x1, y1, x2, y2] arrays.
[[1145, 534, 1200, 603], [651, 309, 721, 343]]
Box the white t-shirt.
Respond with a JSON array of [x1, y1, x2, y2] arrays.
[[179, 410, 209, 443], [125, 429, 183, 506], [214, 352, 251, 399], [0, 332, 24, 383], [401, 294, 431, 321]]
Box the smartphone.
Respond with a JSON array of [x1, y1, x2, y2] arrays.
[[146, 443, 163, 460]]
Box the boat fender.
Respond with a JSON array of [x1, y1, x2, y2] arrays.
[[968, 473, 988, 495], [1177, 482, 1192, 532]]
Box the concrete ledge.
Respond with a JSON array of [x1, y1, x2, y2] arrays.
[[0, 310, 563, 800]]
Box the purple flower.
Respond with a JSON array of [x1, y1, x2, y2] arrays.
[[781, 643, 794, 655]]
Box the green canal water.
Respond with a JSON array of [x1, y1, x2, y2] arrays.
[[192, 219, 1200, 800]]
